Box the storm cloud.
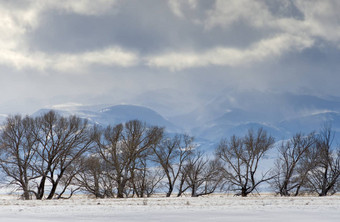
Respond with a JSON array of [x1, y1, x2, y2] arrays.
[[0, 0, 339, 115]]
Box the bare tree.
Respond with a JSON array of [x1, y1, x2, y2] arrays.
[[195, 158, 223, 196], [0, 115, 38, 200], [306, 126, 340, 196], [31, 111, 94, 199], [180, 151, 223, 197], [143, 168, 165, 197], [71, 155, 111, 198], [216, 128, 275, 197], [132, 156, 164, 197], [152, 134, 194, 197], [56, 158, 83, 199], [272, 132, 316, 196], [95, 120, 163, 198]]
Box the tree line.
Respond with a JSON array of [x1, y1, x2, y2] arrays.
[[0, 111, 339, 200]]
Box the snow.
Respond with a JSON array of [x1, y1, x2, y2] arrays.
[[0, 195, 339, 221]]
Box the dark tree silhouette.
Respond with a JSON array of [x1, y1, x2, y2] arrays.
[[152, 134, 194, 197], [273, 132, 316, 196], [0, 115, 38, 200], [217, 128, 275, 197], [306, 126, 340, 196], [94, 120, 163, 198]]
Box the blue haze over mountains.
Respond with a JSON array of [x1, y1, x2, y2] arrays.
[[32, 90, 340, 149]]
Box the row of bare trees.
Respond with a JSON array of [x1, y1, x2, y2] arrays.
[[74, 124, 223, 198], [0, 111, 222, 199], [0, 111, 339, 199]]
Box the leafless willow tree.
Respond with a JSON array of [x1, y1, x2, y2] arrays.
[[71, 155, 113, 198], [306, 127, 340, 196], [0, 115, 38, 200], [179, 151, 223, 197], [31, 111, 95, 199], [272, 132, 316, 196], [216, 128, 275, 197], [56, 158, 83, 199], [0, 111, 94, 200], [152, 134, 194, 197], [94, 120, 163, 198], [132, 156, 164, 197]]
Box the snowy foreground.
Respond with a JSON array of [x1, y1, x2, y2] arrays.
[[0, 195, 339, 222]]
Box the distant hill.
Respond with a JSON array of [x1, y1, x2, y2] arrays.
[[194, 122, 285, 142], [33, 104, 181, 133], [13, 90, 340, 151], [170, 90, 340, 144]]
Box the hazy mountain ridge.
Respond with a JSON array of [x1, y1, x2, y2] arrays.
[[33, 104, 181, 133], [23, 91, 340, 149]]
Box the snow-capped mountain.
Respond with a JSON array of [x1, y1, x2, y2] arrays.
[[170, 90, 340, 144], [14, 90, 340, 150], [279, 111, 340, 137], [33, 104, 181, 133], [95, 105, 179, 132]]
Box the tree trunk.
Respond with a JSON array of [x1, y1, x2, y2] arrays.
[[191, 184, 197, 197], [47, 182, 58, 199], [177, 177, 186, 197], [47, 171, 64, 199], [280, 179, 289, 196], [117, 181, 126, 198], [280, 186, 289, 196], [36, 176, 47, 200], [22, 189, 30, 200], [241, 187, 248, 197], [166, 184, 173, 197]]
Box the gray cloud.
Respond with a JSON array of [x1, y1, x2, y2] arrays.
[[0, 0, 339, 116]]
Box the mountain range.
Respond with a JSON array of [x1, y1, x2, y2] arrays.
[[33, 104, 180, 133], [5, 90, 340, 150]]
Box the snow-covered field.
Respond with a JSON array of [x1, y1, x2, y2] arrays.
[[0, 195, 339, 221]]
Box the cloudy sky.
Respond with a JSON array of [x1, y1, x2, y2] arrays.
[[0, 0, 339, 115]]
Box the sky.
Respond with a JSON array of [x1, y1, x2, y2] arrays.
[[0, 0, 340, 115]]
